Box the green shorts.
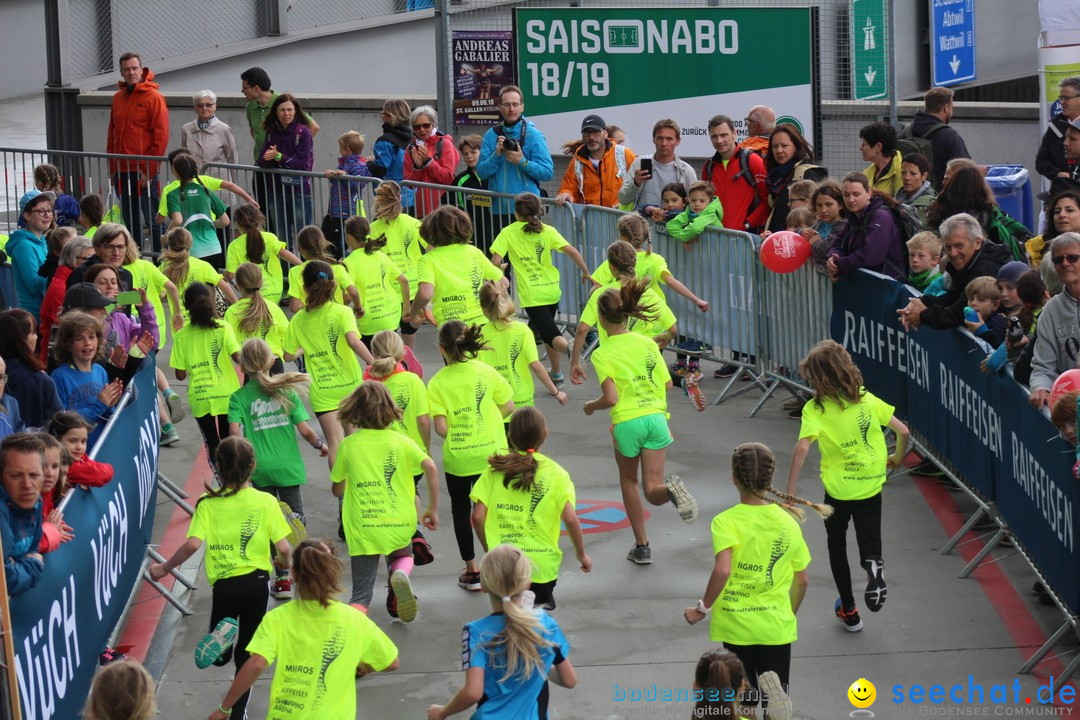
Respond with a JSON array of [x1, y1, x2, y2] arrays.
[[611, 413, 673, 458]]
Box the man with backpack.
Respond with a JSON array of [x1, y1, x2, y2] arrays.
[[699, 114, 770, 233], [899, 87, 970, 190], [617, 118, 696, 219]]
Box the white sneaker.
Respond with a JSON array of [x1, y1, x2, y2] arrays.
[[758, 671, 793, 720]]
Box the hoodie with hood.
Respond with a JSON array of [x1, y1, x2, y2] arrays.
[[909, 110, 970, 189], [107, 67, 170, 176], [6, 228, 48, 317], [0, 482, 43, 596], [1029, 286, 1080, 393], [918, 241, 1011, 330]]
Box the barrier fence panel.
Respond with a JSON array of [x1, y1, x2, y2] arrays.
[[10, 357, 159, 720]]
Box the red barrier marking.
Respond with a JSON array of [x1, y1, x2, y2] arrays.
[[571, 499, 648, 535]]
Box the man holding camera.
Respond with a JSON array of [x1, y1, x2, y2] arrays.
[[617, 118, 697, 219]]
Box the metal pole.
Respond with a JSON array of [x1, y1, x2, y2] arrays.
[[435, 0, 452, 132], [44, 0, 84, 152], [887, 0, 898, 125]]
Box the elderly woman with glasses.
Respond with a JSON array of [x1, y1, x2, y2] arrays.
[[403, 105, 460, 216], [7, 193, 54, 317], [1030, 231, 1080, 408], [180, 90, 240, 206], [65, 222, 136, 293]]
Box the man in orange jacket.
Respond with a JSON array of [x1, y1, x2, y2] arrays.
[[555, 115, 635, 208], [107, 52, 169, 253]]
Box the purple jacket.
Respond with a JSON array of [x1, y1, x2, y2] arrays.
[[105, 300, 160, 356], [257, 121, 314, 191], [827, 195, 905, 280], [328, 154, 372, 218]]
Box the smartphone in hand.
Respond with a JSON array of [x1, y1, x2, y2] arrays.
[[114, 290, 141, 306], [640, 157, 653, 177]]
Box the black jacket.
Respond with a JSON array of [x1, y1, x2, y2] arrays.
[[910, 111, 970, 190], [1036, 114, 1074, 182], [919, 241, 1011, 329], [5, 356, 61, 429]]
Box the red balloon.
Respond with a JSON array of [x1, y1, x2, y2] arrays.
[[760, 231, 811, 274], [1051, 369, 1080, 409]]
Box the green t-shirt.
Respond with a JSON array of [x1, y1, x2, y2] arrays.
[[381, 370, 430, 460], [188, 486, 290, 585], [124, 258, 169, 331], [470, 452, 576, 583], [283, 303, 361, 412], [161, 256, 223, 325], [223, 297, 290, 359], [246, 599, 398, 720], [343, 249, 403, 336], [709, 503, 811, 645], [370, 215, 427, 299], [478, 320, 539, 409], [416, 244, 504, 325], [228, 383, 310, 488], [591, 331, 668, 425], [226, 232, 289, 303], [165, 181, 228, 259], [288, 260, 353, 306], [580, 280, 676, 344], [592, 250, 669, 295], [169, 322, 241, 417], [427, 360, 513, 475], [158, 175, 225, 217], [798, 389, 895, 501], [490, 222, 568, 308], [330, 428, 429, 555]]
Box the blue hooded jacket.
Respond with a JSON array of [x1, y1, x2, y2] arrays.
[[7, 228, 49, 317], [0, 481, 43, 596], [477, 118, 554, 215]]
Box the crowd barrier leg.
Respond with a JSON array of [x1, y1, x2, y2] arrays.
[[157, 471, 195, 516], [710, 370, 770, 407], [939, 505, 989, 556], [141, 565, 195, 617], [957, 527, 1010, 578], [146, 548, 198, 592]]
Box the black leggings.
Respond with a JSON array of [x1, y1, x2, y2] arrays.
[[722, 641, 791, 705], [525, 304, 562, 348], [210, 569, 270, 720], [195, 414, 230, 470], [530, 579, 557, 607], [446, 472, 481, 562], [824, 491, 883, 610]]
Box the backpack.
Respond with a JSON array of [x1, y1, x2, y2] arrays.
[[887, 202, 924, 245], [703, 148, 761, 213], [985, 206, 1033, 262], [898, 121, 947, 179]]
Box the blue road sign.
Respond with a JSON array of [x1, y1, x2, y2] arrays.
[[931, 0, 976, 87]]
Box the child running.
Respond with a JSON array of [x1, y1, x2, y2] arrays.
[[489, 192, 592, 387], [478, 281, 567, 412], [224, 204, 301, 304], [471, 407, 590, 611], [578, 278, 697, 564], [427, 321, 514, 591], [427, 544, 577, 720], [50, 311, 123, 428], [684, 443, 820, 717], [342, 216, 409, 345], [283, 260, 374, 465], [786, 339, 909, 632], [332, 381, 438, 622], [160, 227, 237, 326], [83, 660, 157, 720], [150, 436, 292, 720], [287, 225, 359, 313], [49, 410, 113, 487], [170, 282, 242, 468], [370, 180, 427, 348], [223, 263, 291, 373], [208, 539, 399, 720]]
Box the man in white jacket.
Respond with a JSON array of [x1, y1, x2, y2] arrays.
[[617, 118, 696, 219]]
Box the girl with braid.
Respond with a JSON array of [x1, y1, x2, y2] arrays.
[[684, 443, 819, 719], [786, 339, 909, 632], [223, 263, 291, 371]]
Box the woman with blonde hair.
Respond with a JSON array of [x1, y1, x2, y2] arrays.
[[159, 227, 237, 325]]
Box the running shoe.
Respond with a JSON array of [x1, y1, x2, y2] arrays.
[[787, 401, 806, 420], [458, 569, 482, 592], [757, 671, 793, 720], [548, 371, 565, 389], [669, 360, 689, 377], [714, 363, 739, 379], [674, 338, 706, 355], [98, 647, 128, 666], [666, 474, 698, 523], [626, 544, 652, 565], [834, 598, 864, 632], [862, 556, 887, 612], [164, 389, 185, 423], [412, 532, 434, 566], [271, 577, 293, 600], [195, 617, 239, 669], [159, 426, 180, 446], [684, 370, 707, 412], [783, 395, 807, 411], [539, 598, 556, 612], [389, 570, 418, 623]]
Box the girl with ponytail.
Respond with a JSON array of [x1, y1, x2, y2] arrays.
[[160, 227, 237, 326], [165, 152, 231, 268], [224, 204, 300, 304], [580, 274, 698, 564], [471, 407, 590, 611], [371, 180, 427, 348], [427, 544, 577, 720], [287, 225, 360, 313], [343, 216, 410, 345], [684, 442, 814, 719], [690, 649, 795, 720], [224, 263, 291, 371], [489, 192, 592, 387], [208, 539, 400, 720]]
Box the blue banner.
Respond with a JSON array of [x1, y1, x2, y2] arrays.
[[12, 357, 159, 720], [831, 271, 1079, 612]]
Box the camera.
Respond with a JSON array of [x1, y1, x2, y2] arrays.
[[502, 137, 519, 152]]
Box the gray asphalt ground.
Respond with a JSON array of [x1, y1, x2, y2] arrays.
[[146, 326, 1079, 719]]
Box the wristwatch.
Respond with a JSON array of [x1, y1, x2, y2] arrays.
[[695, 599, 710, 614]]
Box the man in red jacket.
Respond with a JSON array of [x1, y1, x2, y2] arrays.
[[701, 114, 770, 234], [107, 52, 169, 253]]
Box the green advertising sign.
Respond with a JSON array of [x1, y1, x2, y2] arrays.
[[514, 7, 816, 156], [852, 0, 888, 100]]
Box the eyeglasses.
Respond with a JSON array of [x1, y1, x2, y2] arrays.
[[102, 243, 127, 252], [412, 123, 432, 131], [1060, 95, 1080, 103], [500, 102, 523, 109], [1052, 253, 1080, 265], [0, 375, 8, 383], [28, 208, 52, 216], [195, 103, 215, 108]]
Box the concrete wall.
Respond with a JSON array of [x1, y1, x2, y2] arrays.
[[0, 0, 48, 100]]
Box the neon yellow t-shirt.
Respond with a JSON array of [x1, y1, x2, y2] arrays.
[[288, 260, 353, 306], [381, 369, 430, 457], [283, 303, 361, 412], [416, 244, 504, 325], [370, 214, 426, 299], [169, 321, 241, 417], [470, 452, 576, 583], [246, 599, 398, 720], [343, 249, 403, 336], [124, 258, 169, 330], [798, 389, 895, 501], [580, 280, 676, 344], [490, 222, 569, 308], [157, 175, 224, 217], [161, 256, 223, 325], [479, 320, 539, 409], [591, 331, 669, 425], [427, 360, 513, 475], [225, 232, 289, 303], [709, 503, 811, 645], [187, 486, 290, 585], [223, 297, 290, 359], [330, 428, 429, 555], [592, 250, 669, 295]]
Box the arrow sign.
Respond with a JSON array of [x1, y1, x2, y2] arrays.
[[852, 0, 887, 100], [931, 1, 976, 86], [865, 67, 877, 86], [949, 55, 961, 74]]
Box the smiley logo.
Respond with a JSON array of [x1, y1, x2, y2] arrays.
[[848, 678, 877, 709]]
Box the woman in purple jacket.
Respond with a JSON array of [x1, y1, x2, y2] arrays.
[[257, 93, 314, 246], [826, 172, 905, 281]]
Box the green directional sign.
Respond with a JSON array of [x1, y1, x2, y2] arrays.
[[852, 0, 888, 100]]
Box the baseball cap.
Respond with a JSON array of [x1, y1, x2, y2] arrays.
[[63, 283, 113, 312], [996, 261, 1029, 285], [1068, 118, 1080, 133], [581, 114, 606, 133]]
